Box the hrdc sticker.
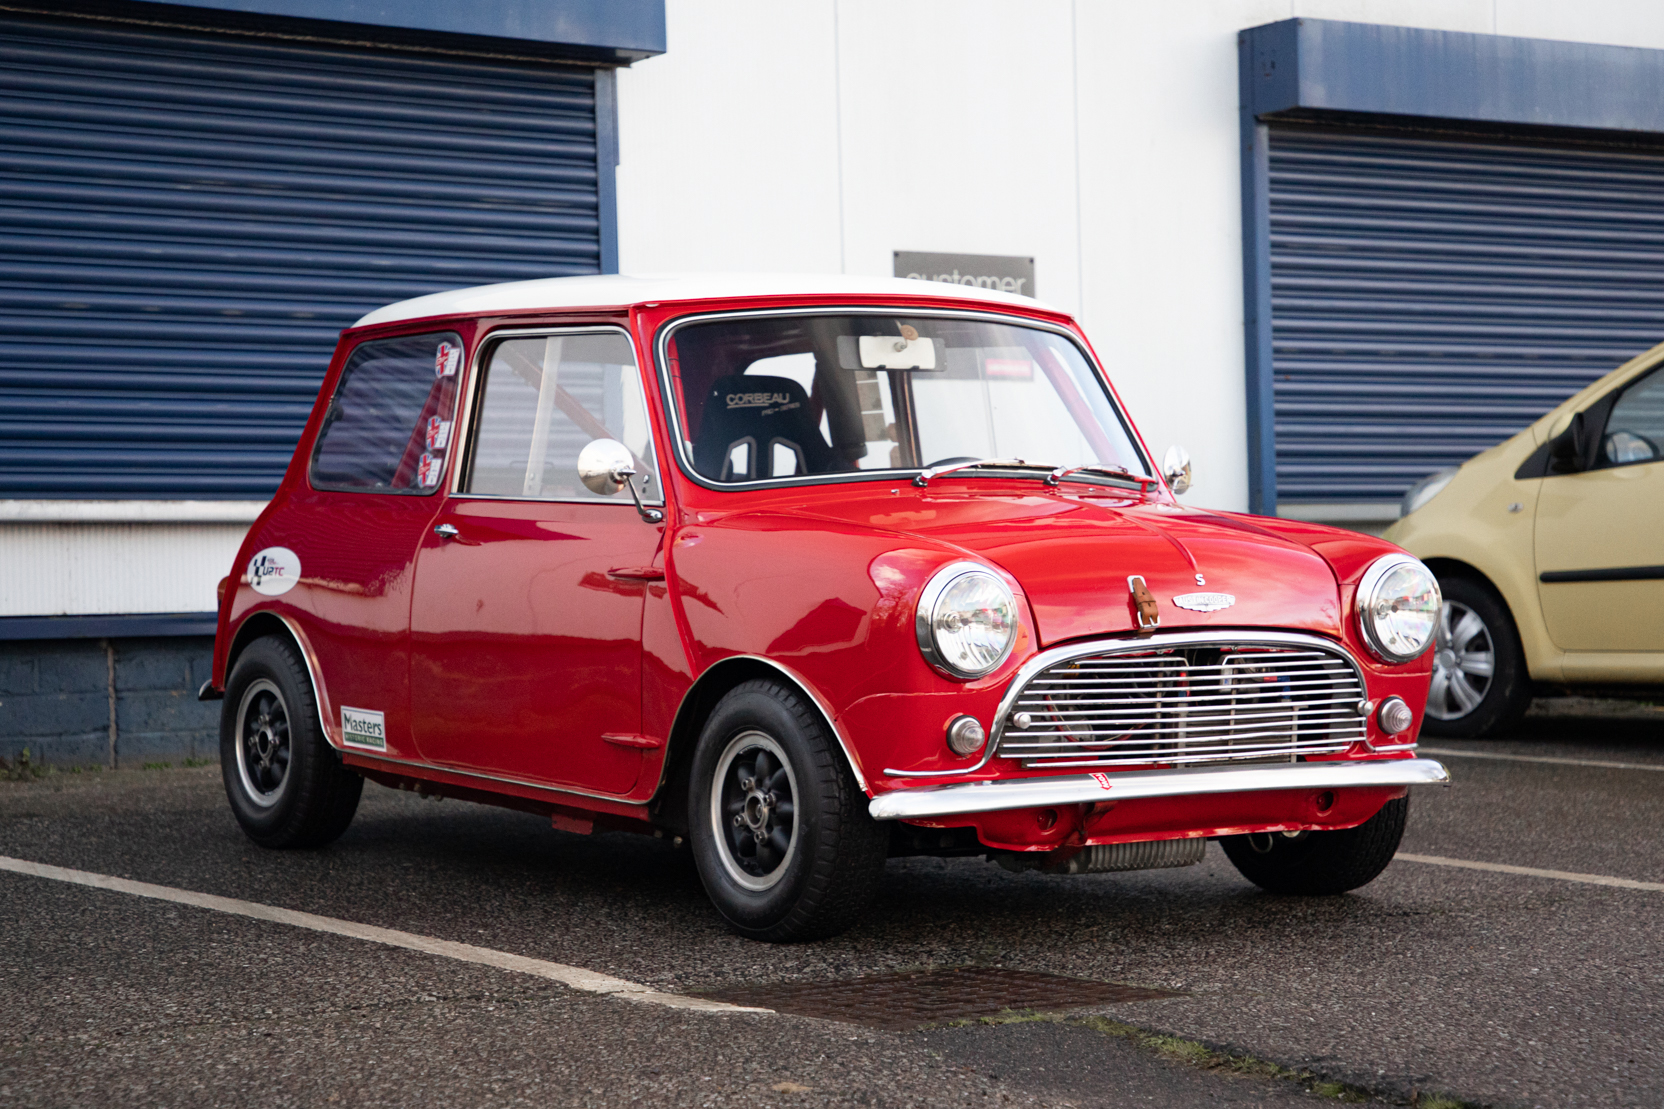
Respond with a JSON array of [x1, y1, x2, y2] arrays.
[[417, 452, 443, 487], [425, 416, 452, 451], [984, 358, 1034, 380], [434, 341, 461, 378], [340, 706, 386, 751], [246, 547, 301, 596]]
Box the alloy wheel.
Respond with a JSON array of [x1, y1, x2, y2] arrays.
[[1426, 599, 1495, 720]]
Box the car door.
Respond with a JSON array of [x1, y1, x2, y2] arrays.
[[1535, 363, 1664, 652], [296, 330, 465, 760], [408, 328, 665, 795]]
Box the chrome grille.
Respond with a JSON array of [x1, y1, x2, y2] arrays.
[[996, 641, 1367, 769]]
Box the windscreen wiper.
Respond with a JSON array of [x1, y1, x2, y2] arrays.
[[911, 458, 1058, 487], [1044, 463, 1160, 490]]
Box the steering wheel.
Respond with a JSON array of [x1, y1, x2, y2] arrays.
[[923, 455, 980, 469]]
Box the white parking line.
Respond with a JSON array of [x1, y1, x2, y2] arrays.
[[0, 855, 769, 1015], [1417, 746, 1664, 773], [1396, 852, 1664, 892]]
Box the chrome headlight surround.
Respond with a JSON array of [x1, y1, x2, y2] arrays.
[[1355, 554, 1442, 664], [915, 561, 1019, 680]]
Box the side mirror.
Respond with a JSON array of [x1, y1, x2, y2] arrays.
[[1162, 444, 1192, 495], [577, 438, 664, 524], [577, 438, 635, 495], [1548, 410, 1596, 474]]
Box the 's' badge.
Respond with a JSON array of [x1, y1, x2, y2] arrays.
[[1172, 592, 1236, 613]]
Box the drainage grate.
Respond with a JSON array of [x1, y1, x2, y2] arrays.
[[703, 966, 1182, 1030]]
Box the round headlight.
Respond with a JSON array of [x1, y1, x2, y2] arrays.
[[1355, 554, 1441, 663], [916, 562, 1018, 679]]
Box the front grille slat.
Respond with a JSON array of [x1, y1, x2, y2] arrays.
[[996, 639, 1367, 769]]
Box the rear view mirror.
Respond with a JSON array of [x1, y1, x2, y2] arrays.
[[1548, 410, 1598, 474], [1162, 444, 1192, 495], [855, 333, 937, 370]]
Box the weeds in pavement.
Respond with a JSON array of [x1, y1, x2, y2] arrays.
[[1, 749, 50, 781], [958, 1009, 1481, 1107], [182, 757, 215, 768], [142, 761, 173, 771]]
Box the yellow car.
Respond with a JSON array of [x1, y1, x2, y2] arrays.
[[1385, 342, 1664, 737]]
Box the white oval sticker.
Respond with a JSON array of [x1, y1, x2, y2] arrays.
[[247, 546, 302, 596]]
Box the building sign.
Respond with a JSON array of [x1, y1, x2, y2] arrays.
[[894, 251, 1035, 297]]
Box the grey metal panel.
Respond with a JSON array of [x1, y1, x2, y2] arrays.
[[1268, 125, 1664, 504], [0, 13, 605, 498]]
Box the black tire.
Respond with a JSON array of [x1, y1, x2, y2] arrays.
[[1422, 574, 1531, 739], [221, 636, 363, 849], [1220, 795, 1408, 895], [688, 679, 888, 942]]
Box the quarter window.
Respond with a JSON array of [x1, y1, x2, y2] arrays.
[[1601, 367, 1664, 467], [310, 332, 464, 494], [463, 331, 660, 502]]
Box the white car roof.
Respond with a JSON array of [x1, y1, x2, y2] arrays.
[[353, 273, 1059, 328]]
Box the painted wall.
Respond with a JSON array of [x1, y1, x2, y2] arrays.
[[615, 0, 1664, 515]]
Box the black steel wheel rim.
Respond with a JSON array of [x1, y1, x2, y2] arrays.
[[235, 678, 292, 807], [711, 730, 799, 892]]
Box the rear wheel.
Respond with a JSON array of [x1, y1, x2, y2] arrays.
[[1220, 796, 1408, 895], [1422, 575, 1531, 738], [688, 679, 888, 941], [221, 636, 362, 848]]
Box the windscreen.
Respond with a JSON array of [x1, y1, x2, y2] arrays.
[[665, 314, 1146, 485]]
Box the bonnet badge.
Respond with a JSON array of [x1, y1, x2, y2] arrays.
[[1172, 591, 1236, 613]]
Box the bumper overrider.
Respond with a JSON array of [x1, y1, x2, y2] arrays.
[[868, 757, 1448, 821]]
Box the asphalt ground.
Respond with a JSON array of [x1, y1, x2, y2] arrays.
[[2, 703, 1661, 1108]]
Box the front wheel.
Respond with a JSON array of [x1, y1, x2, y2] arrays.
[[688, 680, 888, 941], [1220, 795, 1408, 895], [221, 635, 363, 849], [1422, 575, 1531, 738]]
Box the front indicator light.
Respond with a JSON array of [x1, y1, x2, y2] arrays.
[[1355, 554, 1441, 663], [1377, 696, 1414, 735], [946, 715, 986, 757]]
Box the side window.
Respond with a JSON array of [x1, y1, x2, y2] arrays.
[[1602, 367, 1664, 467], [310, 332, 463, 494], [463, 331, 660, 502]]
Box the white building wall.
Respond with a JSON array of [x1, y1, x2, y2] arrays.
[[616, 0, 1664, 516]]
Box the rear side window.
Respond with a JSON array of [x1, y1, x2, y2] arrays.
[[310, 332, 464, 494]]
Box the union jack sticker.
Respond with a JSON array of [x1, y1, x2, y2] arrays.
[[417, 452, 443, 487], [435, 341, 461, 378], [425, 416, 451, 451]]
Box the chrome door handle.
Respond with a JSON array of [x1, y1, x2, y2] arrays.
[[434, 523, 460, 540]]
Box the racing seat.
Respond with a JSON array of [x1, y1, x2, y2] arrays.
[[693, 375, 844, 481]]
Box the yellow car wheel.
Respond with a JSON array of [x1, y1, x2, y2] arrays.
[[1423, 576, 1532, 738]]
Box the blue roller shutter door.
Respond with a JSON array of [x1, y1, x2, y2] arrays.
[[0, 13, 607, 499], [1268, 126, 1664, 506]]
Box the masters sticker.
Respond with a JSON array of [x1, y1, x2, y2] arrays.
[[341, 706, 386, 751]]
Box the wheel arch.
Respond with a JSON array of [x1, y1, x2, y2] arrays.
[[649, 655, 868, 836], [224, 610, 335, 748]]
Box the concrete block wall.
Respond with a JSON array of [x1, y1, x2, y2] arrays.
[[0, 637, 218, 768]]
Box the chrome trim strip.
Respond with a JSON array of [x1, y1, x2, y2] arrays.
[[343, 749, 651, 809], [648, 654, 871, 796], [867, 757, 1449, 821], [886, 629, 1371, 779], [650, 305, 1155, 495], [271, 612, 335, 749], [457, 324, 665, 505]]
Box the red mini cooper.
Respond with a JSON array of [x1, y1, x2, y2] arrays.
[[205, 275, 1448, 941]]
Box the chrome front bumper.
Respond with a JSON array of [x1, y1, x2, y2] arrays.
[[866, 757, 1449, 821]]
